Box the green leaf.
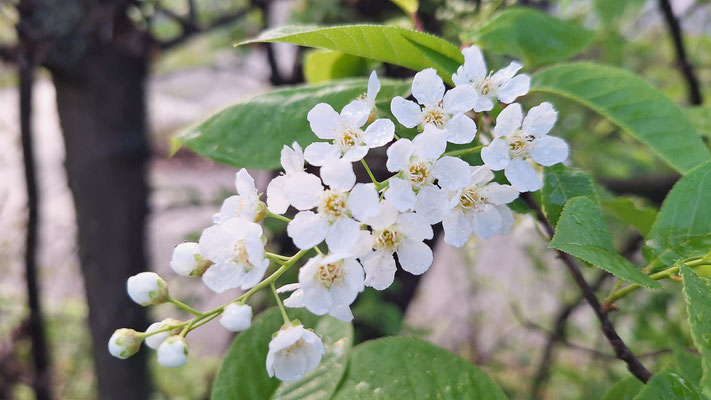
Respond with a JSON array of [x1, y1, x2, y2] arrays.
[[531, 63, 711, 174], [681, 265, 711, 398], [550, 196, 661, 288], [542, 164, 596, 228], [461, 8, 594, 67], [211, 308, 352, 400], [674, 346, 703, 386], [390, 0, 418, 15], [594, 0, 646, 26], [600, 377, 643, 400], [633, 369, 704, 400], [177, 78, 411, 169], [644, 160, 711, 270], [687, 106, 711, 139], [600, 197, 658, 237], [303, 50, 370, 84], [237, 25, 463, 82], [332, 337, 507, 399]]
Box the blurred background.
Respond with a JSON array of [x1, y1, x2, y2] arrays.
[[0, 0, 709, 399]]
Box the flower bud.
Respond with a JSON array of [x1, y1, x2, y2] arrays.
[[170, 242, 206, 277], [127, 272, 169, 306], [108, 328, 142, 359], [157, 335, 188, 367], [254, 201, 267, 222], [219, 303, 252, 332], [144, 318, 182, 350]]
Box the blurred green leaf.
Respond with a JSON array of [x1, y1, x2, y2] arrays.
[[601, 376, 643, 400], [687, 106, 711, 139], [550, 196, 661, 288], [644, 160, 711, 270], [531, 63, 711, 174], [177, 78, 410, 169], [681, 265, 711, 398], [332, 337, 507, 399], [674, 346, 703, 386], [303, 50, 370, 84], [542, 164, 596, 228], [237, 25, 463, 83], [211, 308, 352, 400], [390, 0, 418, 15], [601, 197, 657, 236], [594, 0, 647, 27], [461, 8, 594, 67], [633, 368, 704, 400]]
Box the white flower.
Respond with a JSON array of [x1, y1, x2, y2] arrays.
[[391, 68, 478, 144], [360, 201, 434, 290], [266, 323, 324, 382], [452, 45, 530, 112], [170, 242, 211, 277], [157, 336, 188, 368], [108, 328, 141, 359], [198, 217, 270, 293], [442, 166, 519, 247], [383, 125, 470, 223], [145, 318, 182, 349], [282, 253, 364, 322], [366, 70, 381, 109], [214, 169, 265, 223], [286, 167, 379, 252], [481, 102, 569, 192], [127, 272, 168, 306], [267, 142, 309, 215], [304, 97, 395, 164], [220, 303, 253, 332]]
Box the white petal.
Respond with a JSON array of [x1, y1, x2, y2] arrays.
[[362, 118, 395, 148], [362, 252, 397, 290], [444, 113, 477, 144], [460, 45, 487, 83], [396, 239, 433, 275], [482, 183, 519, 205], [307, 103, 340, 139], [412, 125, 447, 161], [493, 103, 523, 137], [472, 95, 495, 113], [433, 156, 471, 190], [321, 158, 355, 192], [240, 258, 269, 290], [341, 99, 370, 128], [442, 210, 473, 247], [505, 158, 542, 192], [266, 175, 290, 214], [386, 139, 414, 172], [396, 212, 434, 241], [492, 60, 523, 83], [522, 102, 557, 138], [350, 230, 375, 258], [469, 165, 495, 186], [202, 262, 244, 293], [287, 211, 329, 249], [341, 145, 369, 162], [529, 136, 569, 166], [326, 217, 361, 253], [391, 97, 422, 128], [481, 138, 511, 171], [235, 169, 256, 197], [451, 65, 470, 87], [495, 205, 514, 235], [366, 200, 399, 230], [412, 68, 445, 106], [277, 283, 301, 294], [304, 142, 340, 166], [472, 204, 503, 239], [414, 186, 451, 224], [199, 224, 235, 263], [367, 70, 381, 107], [443, 85, 478, 114], [497, 74, 530, 104], [283, 288, 305, 308], [348, 184, 379, 222], [283, 172, 323, 210], [170, 242, 200, 276], [329, 305, 355, 322], [384, 177, 417, 212], [281, 142, 304, 174]]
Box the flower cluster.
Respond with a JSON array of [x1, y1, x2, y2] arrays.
[[108, 45, 569, 381]]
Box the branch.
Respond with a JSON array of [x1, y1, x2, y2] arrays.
[[0, 44, 17, 63], [521, 193, 653, 383], [658, 0, 703, 105], [157, 8, 250, 51]]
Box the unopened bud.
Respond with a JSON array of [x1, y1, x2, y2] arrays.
[[157, 335, 188, 367], [145, 318, 182, 349], [127, 272, 169, 306], [170, 242, 211, 277], [220, 303, 253, 332], [108, 328, 142, 359]]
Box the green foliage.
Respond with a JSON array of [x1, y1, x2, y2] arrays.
[[531, 62, 711, 174], [687, 106, 711, 139], [600, 196, 657, 237], [674, 346, 703, 386], [211, 308, 350, 400], [600, 376, 643, 400], [594, 0, 647, 27], [550, 196, 661, 288], [237, 25, 463, 82], [303, 50, 370, 84], [460, 8, 594, 67], [633, 369, 704, 400], [541, 164, 596, 228], [177, 78, 410, 169], [332, 337, 507, 399], [681, 265, 711, 398], [644, 160, 711, 270]]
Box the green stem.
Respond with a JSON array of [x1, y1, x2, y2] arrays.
[[314, 245, 324, 256], [238, 249, 310, 302], [267, 210, 291, 223], [271, 282, 291, 324], [442, 145, 483, 158], [188, 310, 222, 332], [375, 178, 390, 192], [167, 296, 203, 316], [361, 159, 380, 185]]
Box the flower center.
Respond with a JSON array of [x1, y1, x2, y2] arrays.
[[508, 134, 534, 158], [318, 190, 348, 221], [231, 239, 254, 270], [406, 159, 433, 187], [336, 128, 362, 150], [458, 186, 487, 212], [421, 105, 448, 128], [477, 72, 497, 96], [283, 339, 305, 356], [374, 228, 405, 252], [315, 262, 345, 288]]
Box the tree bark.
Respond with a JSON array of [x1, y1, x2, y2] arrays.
[[50, 45, 151, 400]]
